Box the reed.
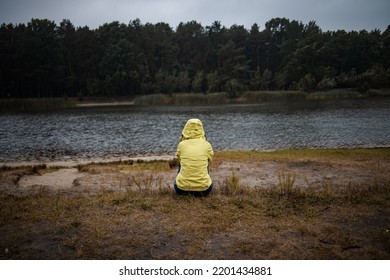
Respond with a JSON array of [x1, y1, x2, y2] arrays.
[[133, 92, 230, 106], [306, 89, 363, 100], [241, 90, 306, 102], [172, 92, 230, 105], [133, 94, 170, 106], [133, 89, 390, 107]]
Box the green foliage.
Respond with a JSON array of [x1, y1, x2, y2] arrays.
[[317, 77, 336, 90], [357, 64, 390, 92], [225, 79, 245, 98], [1, 18, 389, 99], [260, 69, 273, 90], [298, 73, 317, 92], [192, 71, 207, 93]]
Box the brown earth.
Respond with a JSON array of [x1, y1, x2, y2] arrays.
[[0, 152, 389, 259]]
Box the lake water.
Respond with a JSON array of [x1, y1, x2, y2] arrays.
[[1, 98, 389, 163]]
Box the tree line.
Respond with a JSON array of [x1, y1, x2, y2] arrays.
[[1, 17, 389, 99]]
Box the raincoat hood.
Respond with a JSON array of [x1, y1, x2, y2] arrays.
[[181, 118, 206, 140]]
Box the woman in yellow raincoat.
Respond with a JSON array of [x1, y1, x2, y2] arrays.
[[174, 119, 214, 196]]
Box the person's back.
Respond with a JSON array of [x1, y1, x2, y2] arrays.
[[174, 119, 213, 196]]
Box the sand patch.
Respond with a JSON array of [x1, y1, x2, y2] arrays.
[[1, 152, 389, 195], [18, 168, 84, 190]]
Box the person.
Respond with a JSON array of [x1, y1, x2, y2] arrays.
[[174, 118, 214, 196]]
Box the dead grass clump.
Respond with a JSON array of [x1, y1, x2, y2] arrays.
[[219, 173, 242, 195], [77, 160, 171, 173], [0, 164, 48, 175], [31, 164, 47, 174], [0, 165, 13, 172], [117, 161, 171, 172], [277, 165, 300, 196], [343, 182, 390, 205], [168, 158, 179, 169], [117, 173, 171, 195]]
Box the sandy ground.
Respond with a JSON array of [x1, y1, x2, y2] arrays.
[[1, 155, 389, 195], [1, 153, 389, 260]]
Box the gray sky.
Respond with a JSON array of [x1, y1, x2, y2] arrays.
[[1, 0, 389, 31]]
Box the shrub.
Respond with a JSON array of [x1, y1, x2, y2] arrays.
[[317, 77, 336, 90], [225, 79, 245, 98], [298, 73, 317, 92]]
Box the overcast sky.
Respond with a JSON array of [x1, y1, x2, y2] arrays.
[[1, 0, 389, 31]]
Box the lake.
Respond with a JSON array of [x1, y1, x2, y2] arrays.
[[0, 98, 389, 163]]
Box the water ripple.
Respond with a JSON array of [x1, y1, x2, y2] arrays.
[[0, 99, 389, 162]]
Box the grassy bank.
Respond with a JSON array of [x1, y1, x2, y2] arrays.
[[214, 147, 390, 161], [133, 89, 390, 106], [0, 148, 389, 259]]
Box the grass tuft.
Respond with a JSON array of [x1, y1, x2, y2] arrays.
[[277, 165, 299, 196]]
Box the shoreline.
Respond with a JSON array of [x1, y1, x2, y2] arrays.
[[2, 147, 389, 193], [1, 146, 389, 168], [1, 146, 389, 167], [0, 154, 175, 168]]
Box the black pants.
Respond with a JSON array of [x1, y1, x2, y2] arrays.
[[174, 182, 213, 197]]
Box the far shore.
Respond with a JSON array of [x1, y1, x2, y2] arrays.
[[76, 101, 135, 107], [1, 88, 389, 112]]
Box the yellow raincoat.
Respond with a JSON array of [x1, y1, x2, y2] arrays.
[[175, 119, 213, 192]]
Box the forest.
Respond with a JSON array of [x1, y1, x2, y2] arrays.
[[0, 17, 390, 99]]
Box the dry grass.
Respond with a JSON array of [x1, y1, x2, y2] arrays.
[[213, 148, 390, 161], [1, 174, 389, 259], [1, 148, 389, 259]]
